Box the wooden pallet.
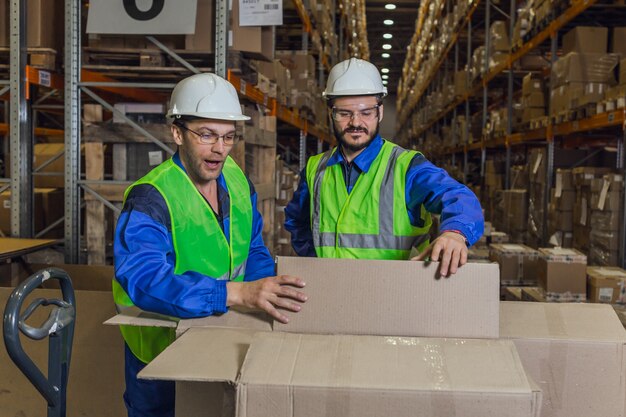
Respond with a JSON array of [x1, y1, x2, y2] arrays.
[[0, 47, 56, 70]]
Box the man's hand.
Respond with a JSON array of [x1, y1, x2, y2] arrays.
[[413, 232, 468, 277], [226, 275, 307, 324]]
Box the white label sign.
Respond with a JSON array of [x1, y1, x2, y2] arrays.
[[239, 0, 283, 26], [87, 0, 198, 34], [148, 151, 163, 166]]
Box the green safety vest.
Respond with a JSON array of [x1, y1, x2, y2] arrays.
[[112, 157, 252, 363], [306, 141, 432, 259]]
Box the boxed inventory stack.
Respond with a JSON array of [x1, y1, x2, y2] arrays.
[[527, 149, 545, 247], [589, 174, 623, 266], [550, 27, 618, 118], [490, 243, 539, 287], [548, 169, 575, 247], [537, 247, 587, 302], [572, 167, 612, 255], [274, 159, 297, 257], [484, 160, 503, 222], [495, 189, 528, 243], [587, 266, 626, 304], [521, 73, 546, 125]]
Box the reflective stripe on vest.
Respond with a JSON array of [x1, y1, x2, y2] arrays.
[[308, 142, 431, 259]]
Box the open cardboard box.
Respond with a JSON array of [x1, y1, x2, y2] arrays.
[[501, 301, 626, 417], [107, 257, 548, 417], [0, 263, 125, 417]]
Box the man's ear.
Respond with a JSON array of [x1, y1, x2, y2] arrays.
[[171, 124, 184, 146], [378, 104, 384, 122]]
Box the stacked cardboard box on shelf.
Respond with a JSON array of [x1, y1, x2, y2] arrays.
[[484, 160, 503, 222], [589, 174, 623, 266], [572, 167, 613, 254], [521, 73, 546, 124], [537, 247, 587, 302], [550, 27, 618, 116], [495, 189, 528, 243], [547, 169, 574, 247], [587, 266, 626, 304], [488, 21, 509, 70], [527, 149, 545, 247], [490, 243, 540, 287], [274, 159, 297, 257]]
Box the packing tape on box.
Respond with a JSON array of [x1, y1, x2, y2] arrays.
[[598, 178, 611, 211]]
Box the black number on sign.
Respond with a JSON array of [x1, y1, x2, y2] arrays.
[[123, 0, 165, 21]]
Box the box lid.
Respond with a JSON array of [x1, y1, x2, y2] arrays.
[[490, 243, 538, 255], [500, 301, 626, 342], [538, 247, 587, 262], [587, 266, 626, 283], [274, 257, 500, 339]]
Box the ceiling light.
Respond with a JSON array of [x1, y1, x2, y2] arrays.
[[382, 74, 389, 79], [382, 44, 392, 50], [381, 68, 390, 74], [382, 80, 389, 85], [383, 33, 393, 39], [385, 3, 396, 9], [384, 19, 394, 25], [381, 53, 390, 58]]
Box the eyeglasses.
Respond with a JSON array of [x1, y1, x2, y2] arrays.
[[176, 124, 241, 146], [331, 105, 380, 122]]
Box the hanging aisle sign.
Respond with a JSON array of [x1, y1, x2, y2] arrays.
[[239, 0, 283, 26], [86, 0, 198, 34]]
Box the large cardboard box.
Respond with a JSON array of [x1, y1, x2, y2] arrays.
[[143, 330, 542, 417], [587, 266, 626, 303], [490, 244, 540, 286], [562, 26, 609, 54], [501, 301, 626, 417], [522, 73, 544, 96], [230, 0, 274, 60], [537, 248, 587, 302], [621, 57, 626, 85], [552, 53, 618, 87], [0, 263, 125, 417], [0, 0, 63, 49], [185, 0, 214, 52], [612, 27, 626, 56], [0, 188, 63, 238]]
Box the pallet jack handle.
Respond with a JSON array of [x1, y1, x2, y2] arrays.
[[3, 268, 75, 417]]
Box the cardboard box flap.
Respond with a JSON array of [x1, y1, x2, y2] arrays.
[[275, 257, 500, 339], [139, 327, 259, 382], [104, 306, 272, 332], [240, 332, 534, 393], [103, 306, 178, 328], [500, 301, 626, 342]]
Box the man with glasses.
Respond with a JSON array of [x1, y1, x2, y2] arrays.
[[113, 73, 306, 417], [285, 58, 483, 276]]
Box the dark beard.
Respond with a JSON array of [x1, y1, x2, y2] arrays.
[[333, 122, 380, 153]]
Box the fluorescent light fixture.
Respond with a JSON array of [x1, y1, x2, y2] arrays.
[[381, 68, 390, 74], [383, 33, 393, 39], [382, 44, 392, 50], [384, 19, 394, 25], [382, 80, 389, 85], [382, 74, 389, 79], [385, 3, 396, 9], [381, 53, 390, 58]]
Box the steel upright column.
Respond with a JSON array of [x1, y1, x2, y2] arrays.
[[299, 130, 307, 172], [480, 0, 490, 180], [619, 127, 626, 268], [505, 0, 516, 190], [215, 0, 228, 77], [64, 0, 81, 262], [543, 33, 558, 246], [10, 0, 32, 237], [463, 17, 472, 183]]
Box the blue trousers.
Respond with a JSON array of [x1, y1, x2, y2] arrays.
[[124, 344, 175, 417]]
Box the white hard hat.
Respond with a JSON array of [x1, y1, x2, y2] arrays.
[[166, 73, 250, 121], [323, 58, 388, 99]]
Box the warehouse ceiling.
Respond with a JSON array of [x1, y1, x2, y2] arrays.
[[365, 0, 419, 95]]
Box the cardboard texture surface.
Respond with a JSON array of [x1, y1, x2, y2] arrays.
[[501, 302, 626, 417], [0, 265, 125, 417], [0, 237, 59, 260], [146, 329, 541, 417], [239, 332, 540, 417], [274, 256, 500, 339]]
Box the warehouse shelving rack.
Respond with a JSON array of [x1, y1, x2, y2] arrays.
[[396, 0, 626, 267], [3, 0, 366, 262]]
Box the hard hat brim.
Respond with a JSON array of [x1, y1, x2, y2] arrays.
[[167, 111, 251, 121]]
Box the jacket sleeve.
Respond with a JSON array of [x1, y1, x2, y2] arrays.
[[114, 185, 228, 319], [284, 170, 317, 257], [405, 155, 484, 246], [243, 181, 276, 281]]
